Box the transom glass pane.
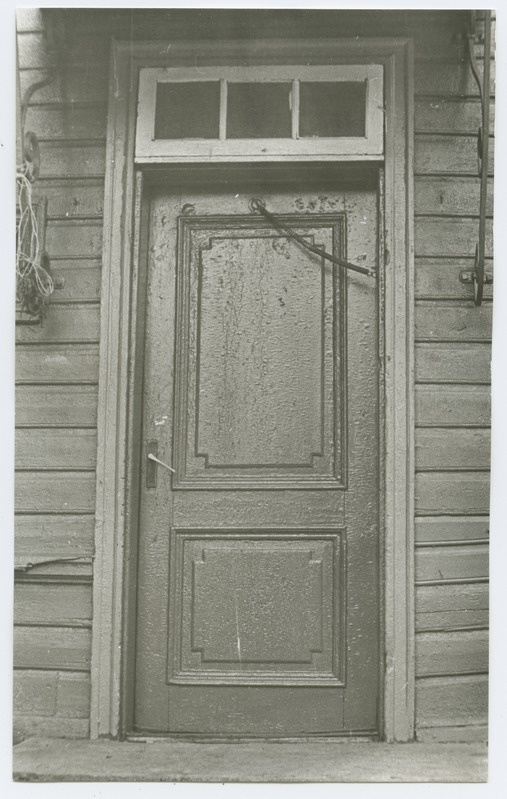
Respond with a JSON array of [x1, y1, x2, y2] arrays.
[[299, 81, 367, 138], [227, 83, 292, 139], [154, 82, 220, 139]]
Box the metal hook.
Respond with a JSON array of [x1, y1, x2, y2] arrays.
[[249, 197, 265, 213]]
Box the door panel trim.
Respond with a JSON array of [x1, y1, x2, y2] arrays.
[[92, 37, 415, 741], [166, 527, 346, 687], [173, 212, 346, 490]]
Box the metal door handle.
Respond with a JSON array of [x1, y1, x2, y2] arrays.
[[146, 441, 175, 488], [147, 453, 176, 473]]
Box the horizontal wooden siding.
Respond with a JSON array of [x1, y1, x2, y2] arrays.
[[15, 8, 104, 740], [412, 12, 491, 743]]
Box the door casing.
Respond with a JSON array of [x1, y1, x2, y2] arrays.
[[91, 37, 415, 742]]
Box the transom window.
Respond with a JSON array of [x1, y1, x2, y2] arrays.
[[136, 65, 384, 162]]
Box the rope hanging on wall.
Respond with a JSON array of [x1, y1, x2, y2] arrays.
[[16, 17, 60, 323], [16, 165, 54, 319]]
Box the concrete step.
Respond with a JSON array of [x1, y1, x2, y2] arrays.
[[13, 738, 487, 782]]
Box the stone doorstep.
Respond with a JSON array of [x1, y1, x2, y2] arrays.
[[13, 739, 488, 783]]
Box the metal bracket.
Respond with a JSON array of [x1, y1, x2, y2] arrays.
[[459, 264, 493, 288], [249, 196, 376, 278]]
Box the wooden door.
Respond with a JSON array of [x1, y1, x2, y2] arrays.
[[133, 173, 380, 736]]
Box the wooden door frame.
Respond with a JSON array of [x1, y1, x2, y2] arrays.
[[91, 37, 415, 742]]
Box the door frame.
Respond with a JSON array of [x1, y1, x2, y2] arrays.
[[91, 37, 415, 742]]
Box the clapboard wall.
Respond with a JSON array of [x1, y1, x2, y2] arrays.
[[15, 9, 492, 741]]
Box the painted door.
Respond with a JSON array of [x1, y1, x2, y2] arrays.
[[134, 175, 380, 736]]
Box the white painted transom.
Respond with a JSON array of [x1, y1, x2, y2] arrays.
[[136, 65, 384, 162]]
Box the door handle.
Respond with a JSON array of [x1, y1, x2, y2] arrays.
[[146, 441, 175, 489]]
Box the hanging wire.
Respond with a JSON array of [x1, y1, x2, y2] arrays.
[[16, 172, 53, 295], [16, 170, 54, 318], [16, 21, 56, 320]]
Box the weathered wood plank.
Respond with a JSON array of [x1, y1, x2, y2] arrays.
[[16, 561, 93, 579], [16, 304, 100, 345], [415, 218, 493, 258], [47, 262, 101, 303], [414, 61, 495, 97], [16, 385, 98, 427], [13, 715, 89, 739], [416, 582, 489, 632], [415, 258, 493, 301], [415, 428, 490, 471], [415, 516, 489, 544], [16, 344, 99, 384], [415, 385, 491, 427], [415, 135, 494, 176], [13, 669, 57, 716], [45, 221, 103, 258], [37, 181, 105, 219], [15, 472, 96, 513], [416, 630, 488, 676], [56, 671, 91, 718], [24, 104, 107, 141], [415, 344, 491, 384], [415, 302, 493, 343], [415, 675, 488, 728], [415, 177, 494, 216], [15, 514, 95, 566], [14, 626, 91, 671], [415, 543, 489, 583], [50, 263, 101, 303], [415, 472, 490, 515], [38, 142, 106, 179], [415, 98, 494, 135], [14, 670, 92, 722], [13, 665, 92, 737], [416, 724, 488, 743], [19, 68, 109, 105], [14, 582, 92, 626], [15, 429, 97, 470]]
